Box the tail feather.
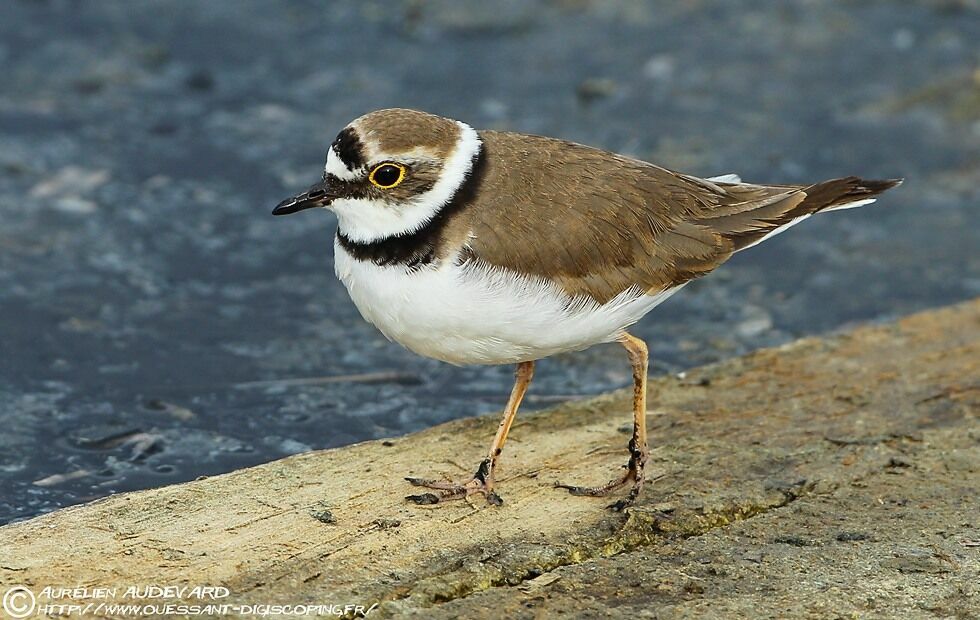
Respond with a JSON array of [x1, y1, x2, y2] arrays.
[[796, 176, 903, 215], [716, 176, 903, 253]]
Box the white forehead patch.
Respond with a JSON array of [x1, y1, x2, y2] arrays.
[[324, 146, 362, 181], [331, 121, 482, 244]]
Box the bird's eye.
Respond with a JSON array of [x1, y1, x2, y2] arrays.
[[368, 163, 406, 189]]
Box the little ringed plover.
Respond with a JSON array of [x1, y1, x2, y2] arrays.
[[273, 108, 901, 510]]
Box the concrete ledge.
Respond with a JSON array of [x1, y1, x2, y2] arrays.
[[1, 300, 978, 619]]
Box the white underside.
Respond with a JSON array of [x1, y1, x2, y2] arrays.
[[334, 242, 682, 365]]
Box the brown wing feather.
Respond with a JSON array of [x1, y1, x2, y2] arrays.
[[456, 131, 900, 304]]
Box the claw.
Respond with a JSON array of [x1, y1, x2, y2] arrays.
[[405, 459, 502, 506]]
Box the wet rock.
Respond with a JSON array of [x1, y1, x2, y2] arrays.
[[735, 306, 774, 339], [32, 470, 93, 487], [0, 0, 977, 527], [576, 78, 618, 104]]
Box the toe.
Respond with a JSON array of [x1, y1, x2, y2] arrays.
[[554, 482, 598, 496], [406, 493, 441, 505]]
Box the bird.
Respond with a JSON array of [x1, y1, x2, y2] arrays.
[[273, 108, 901, 510]]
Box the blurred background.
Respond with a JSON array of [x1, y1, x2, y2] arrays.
[[0, 0, 977, 524]]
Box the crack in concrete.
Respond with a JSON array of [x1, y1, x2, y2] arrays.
[[379, 481, 811, 613]]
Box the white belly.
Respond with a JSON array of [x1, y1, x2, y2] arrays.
[[334, 241, 679, 365]]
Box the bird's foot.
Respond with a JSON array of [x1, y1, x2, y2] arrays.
[[555, 450, 647, 512], [405, 458, 502, 506]]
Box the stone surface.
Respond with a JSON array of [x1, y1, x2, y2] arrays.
[[1, 0, 978, 524], [0, 300, 976, 619]]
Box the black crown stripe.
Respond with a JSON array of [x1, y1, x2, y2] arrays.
[[332, 127, 366, 171]]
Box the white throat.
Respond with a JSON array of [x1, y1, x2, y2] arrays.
[[330, 121, 482, 244]]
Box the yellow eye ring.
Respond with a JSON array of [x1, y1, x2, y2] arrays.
[[368, 162, 407, 189]]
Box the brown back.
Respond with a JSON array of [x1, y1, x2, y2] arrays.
[[456, 131, 900, 304]]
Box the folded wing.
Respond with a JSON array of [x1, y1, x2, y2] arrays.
[[462, 131, 900, 304]]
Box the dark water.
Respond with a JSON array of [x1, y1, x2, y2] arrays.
[[0, 0, 977, 524]]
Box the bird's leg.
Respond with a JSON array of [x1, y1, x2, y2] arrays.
[[557, 332, 649, 511], [407, 360, 535, 506]]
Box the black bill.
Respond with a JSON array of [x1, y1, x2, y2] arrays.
[[272, 179, 337, 216]]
